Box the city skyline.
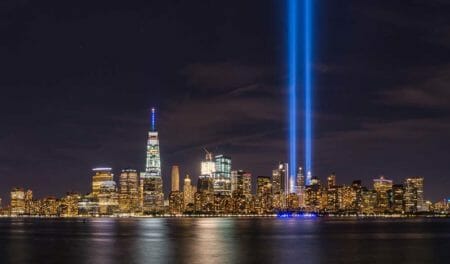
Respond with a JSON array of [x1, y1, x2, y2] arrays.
[[0, 108, 446, 215], [0, 105, 448, 204], [1, 0, 449, 203]]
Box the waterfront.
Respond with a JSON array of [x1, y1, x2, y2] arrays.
[[1, 218, 449, 264]]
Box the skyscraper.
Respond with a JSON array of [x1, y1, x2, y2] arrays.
[[119, 168, 140, 214], [404, 177, 424, 213], [373, 176, 393, 213], [295, 167, 305, 207], [392, 184, 405, 214], [171, 165, 180, 192], [183, 174, 194, 210], [142, 107, 164, 214], [256, 176, 272, 213], [213, 154, 232, 196], [327, 172, 336, 188], [91, 168, 119, 216], [201, 150, 215, 177], [231, 170, 252, 198], [92, 167, 113, 196], [257, 176, 272, 197], [272, 162, 289, 195], [10, 188, 26, 216], [198, 151, 215, 194]]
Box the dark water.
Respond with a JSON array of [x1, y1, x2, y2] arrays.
[[0, 217, 449, 264]]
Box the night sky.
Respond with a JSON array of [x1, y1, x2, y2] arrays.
[[1, 0, 449, 202]]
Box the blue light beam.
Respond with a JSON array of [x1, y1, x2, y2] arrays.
[[304, 0, 313, 182], [288, 0, 313, 186], [288, 0, 298, 184]]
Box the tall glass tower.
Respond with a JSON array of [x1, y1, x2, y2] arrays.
[[213, 154, 231, 196], [142, 107, 164, 214]]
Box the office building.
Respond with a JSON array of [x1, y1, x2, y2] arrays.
[[392, 184, 404, 213], [142, 107, 164, 214], [373, 176, 393, 213], [231, 170, 252, 198], [404, 177, 424, 213], [119, 169, 140, 214], [213, 154, 232, 196], [183, 174, 194, 211], [171, 165, 180, 192]]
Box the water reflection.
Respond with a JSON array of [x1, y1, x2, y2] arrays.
[[0, 218, 449, 263]]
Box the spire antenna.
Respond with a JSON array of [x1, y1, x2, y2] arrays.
[[151, 107, 156, 131]]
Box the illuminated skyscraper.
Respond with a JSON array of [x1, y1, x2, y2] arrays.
[[373, 176, 393, 213], [351, 180, 363, 211], [169, 191, 183, 215], [272, 162, 289, 209], [92, 167, 113, 196], [91, 167, 118, 215], [60, 192, 81, 217], [231, 170, 252, 198], [10, 188, 25, 215], [201, 150, 215, 177], [198, 151, 215, 194], [392, 184, 405, 214], [327, 172, 336, 188], [197, 176, 214, 193], [142, 107, 164, 214], [257, 176, 272, 197], [169, 165, 182, 214], [183, 174, 194, 210], [295, 167, 305, 190], [119, 169, 140, 214], [272, 162, 289, 195], [24, 189, 33, 215], [304, 180, 322, 212], [295, 167, 305, 207], [213, 154, 231, 196], [404, 177, 424, 213], [361, 188, 377, 214], [171, 165, 180, 192]]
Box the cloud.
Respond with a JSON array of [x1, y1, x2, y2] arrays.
[[181, 62, 269, 93], [382, 66, 450, 109]]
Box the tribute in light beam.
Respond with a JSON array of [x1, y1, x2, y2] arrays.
[[288, 0, 298, 190], [304, 0, 313, 185], [288, 0, 313, 187]]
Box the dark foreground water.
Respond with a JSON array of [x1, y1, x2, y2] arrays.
[[0, 217, 449, 264]]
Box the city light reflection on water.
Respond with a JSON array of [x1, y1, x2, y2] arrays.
[[0, 218, 449, 263]]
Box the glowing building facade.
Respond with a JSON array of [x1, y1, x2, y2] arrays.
[[272, 163, 289, 209], [201, 151, 215, 177], [231, 170, 252, 198], [373, 176, 393, 213], [10, 188, 26, 215], [171, 165, 180, 192], [183, 174, 194, 211], [272, 163, 289, 195], [392, 184, 405, 214], [213, 155, 231, 196], [142, 107, 164, 214], [60, 192, 81, 217], [119, 169, 140, 214], [404, 177, 424, 213]]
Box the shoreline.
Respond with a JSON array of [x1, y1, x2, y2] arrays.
[[1, 214, 449, 219]]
